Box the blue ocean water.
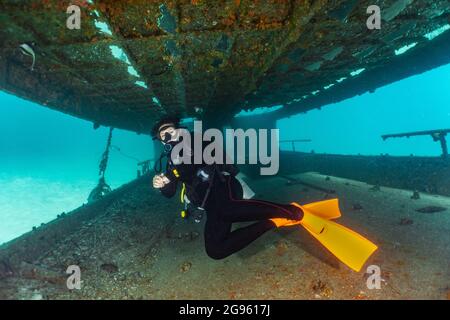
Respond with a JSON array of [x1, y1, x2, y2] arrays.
[[278, 63, 450, 155], [1, 63, 449, 245], [0, 95, 154, 244]]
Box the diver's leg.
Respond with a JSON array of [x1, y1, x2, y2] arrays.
[[204, 190, 286, 260], [223, 198, 303, 223], [215, 176, 303, 223], [204, 218, 274, 260]]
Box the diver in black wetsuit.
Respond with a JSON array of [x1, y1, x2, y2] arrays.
[[151, 117, 303, 260]]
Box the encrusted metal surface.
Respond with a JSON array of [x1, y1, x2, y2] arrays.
[[1, 1, 449, 132]]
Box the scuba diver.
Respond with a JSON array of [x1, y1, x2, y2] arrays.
[[150, 116, 378, 272], [151, 116, 304, 260]]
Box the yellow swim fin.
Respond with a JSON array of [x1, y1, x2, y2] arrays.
[[293, 202, 378, 272], [270, 199, 341, 227], [270, 199, 378, 272], [303, 198, 341, 219]]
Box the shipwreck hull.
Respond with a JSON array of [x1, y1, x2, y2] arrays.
[[1, 1, 450, 130], [243, 151, 450, 197]]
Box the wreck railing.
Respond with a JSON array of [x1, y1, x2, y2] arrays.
[[382, 129, 450, 159], [279, 139, 312, 152], [137, 159, 155, 177]]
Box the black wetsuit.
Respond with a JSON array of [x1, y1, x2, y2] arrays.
[[159, 140, 301, 259]]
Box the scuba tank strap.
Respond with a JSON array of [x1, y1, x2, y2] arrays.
[[214, 164, 226, 183], [196, 164, 229, 209], [153, 151, 166, 173], [199, 168, 216, 209]]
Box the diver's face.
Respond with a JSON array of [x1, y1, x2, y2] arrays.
[[158, 125, 177, 143]]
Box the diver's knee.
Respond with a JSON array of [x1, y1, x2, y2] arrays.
[[205, 245, 228, 260]]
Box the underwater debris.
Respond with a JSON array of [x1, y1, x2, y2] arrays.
[[164, 39, 180, 57], [56, 212, 66, 219], [190, 231, 200, 241], [19, 262, 64, 284], [88, 128, 114, 203], [281, 176, 335, 193], [305, 61, 322, 72], [395, 42, 418, 56], [157, 4, 177, 34], [183, 231, 200, 241], [0, 261, 14, 278], [383, 0, 414, 22], [169, 231, 200, 241], [350, 68, 366, 77], [88, 178, 112, 203], [180, 261, 192, 273], [325, 176, 331, 181], [211, 58, 223, 68], [285, 180, 294, 186], [399, 218, 414, 226], [100, 263, 119, 273], [353, 291, 368, 300], [30, 291, 44, 300], [310, 280, 333, 298], [19, 43, 36, 71], [275, 240, 288, 256], [416, 206, 447, 214], [216, 34, 230, 52], [322, 46, 344, 62], [424, 25, 450, 41], [352, 203, 363, 211], [381, 270, 392, 281], [327, 0, 358, 22], [411, 190, 420, 200], [115, 274, 127, 282], [369, 185, 380, 192]]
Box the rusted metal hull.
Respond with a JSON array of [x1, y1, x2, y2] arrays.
[[1, 1, 450, 132]]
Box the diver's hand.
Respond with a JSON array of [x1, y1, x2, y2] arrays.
[[153, 174, 170, 189]]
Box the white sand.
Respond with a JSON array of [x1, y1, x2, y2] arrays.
[[0, 176, 93, 245]]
